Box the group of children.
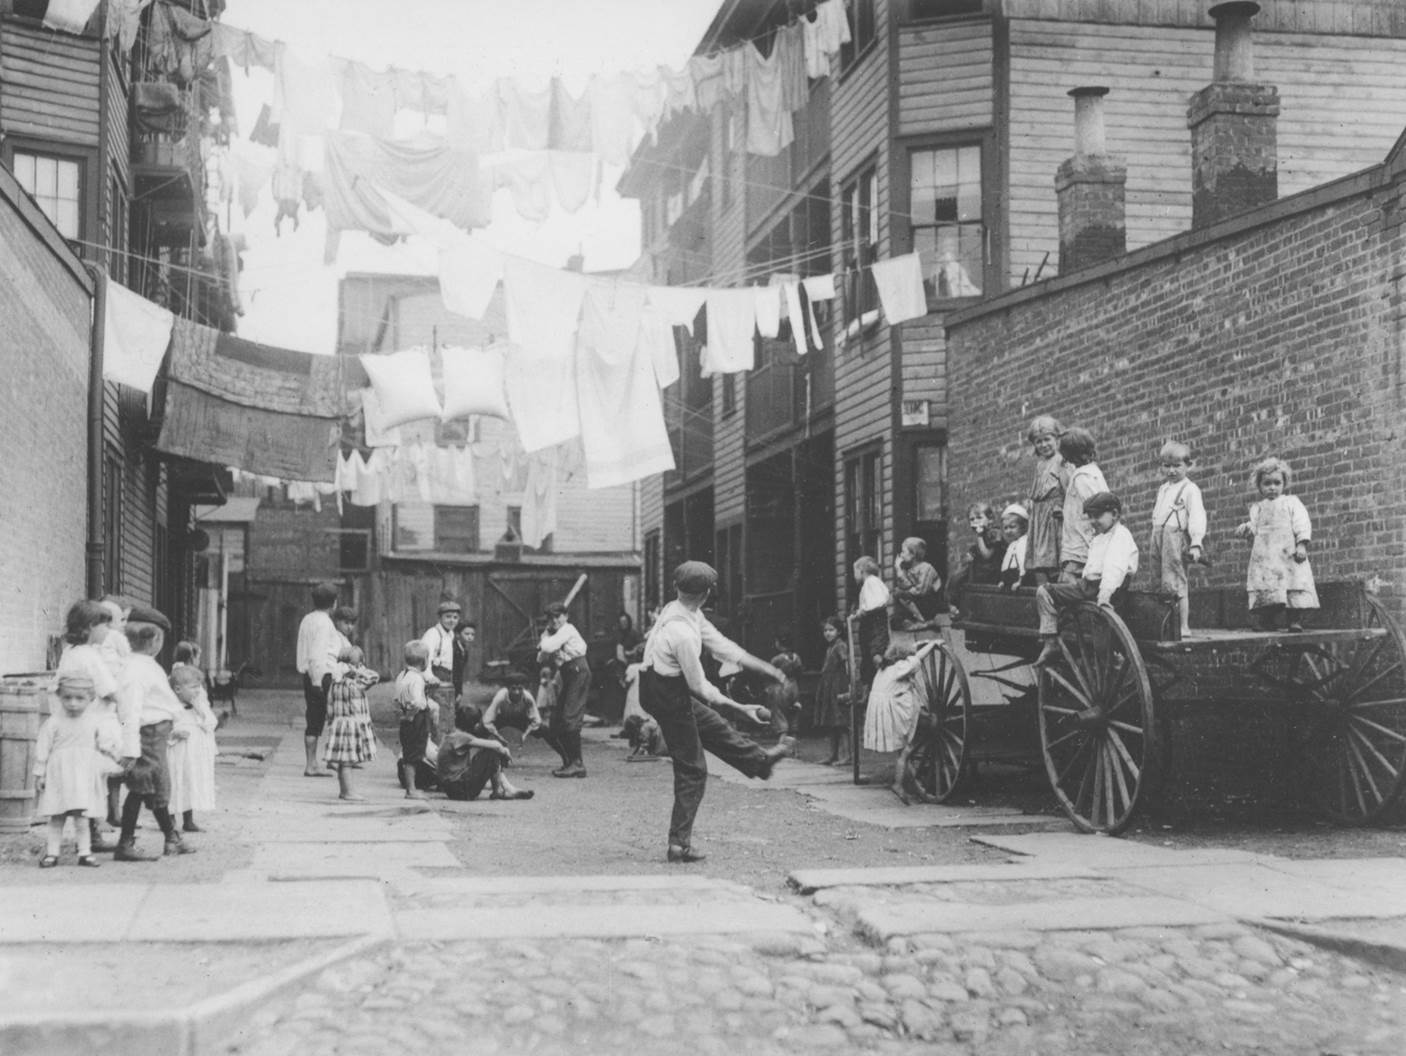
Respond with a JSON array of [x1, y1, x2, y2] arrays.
[[34, 598, 218, 868]]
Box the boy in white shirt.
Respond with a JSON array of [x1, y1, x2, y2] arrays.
[[1035, 492, 1139, 667], [1149, 441, 1207, 638]]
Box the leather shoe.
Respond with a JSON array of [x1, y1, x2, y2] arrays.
[[667, 844, 706, 863], [164, 836, 196, 856], [756, 744, 788, 780], [552, 762, 587, 778], [113, 841, 157, 863]]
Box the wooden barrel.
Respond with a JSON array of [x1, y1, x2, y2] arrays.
[[0, 683, 42, 832]]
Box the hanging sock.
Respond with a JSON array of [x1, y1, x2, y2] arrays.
[[703, 288, 757, 376], [870, 253, 929, 325]]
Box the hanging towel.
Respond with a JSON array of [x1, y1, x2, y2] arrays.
[[441, 345, 511, 421], [703, 288, 757, 376], [589, 73, 637, 167], [502, 259, 591, 451], [575, 286, 675, 490], [689, 53, 725, 112], [641, 301, 681, 389], [520, 450, 559, 549], [102, 277, 174, 393], [43, 0, 101, 34], [646, 285, 708, 335], [745, 41, 794, 158], [500, 79, 552, 151], [870, 253, 929, 325], [336, 59, 396, 138], [754, 284, 782, 340]]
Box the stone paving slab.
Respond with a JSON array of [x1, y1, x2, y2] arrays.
[[248, 841, 460, 880], [396, 899, 816, 941], [249, 816, 452, 843], [1261, 857, 1406, 888], [1115, 862, 1406, 921], [126, 880, 393, 941], [0, 885, 152, 943], [788, 861, 1105, 893], [394, 873, 751, 897], [856, 895, 1228, 941], [972, 832, 1266, 867]]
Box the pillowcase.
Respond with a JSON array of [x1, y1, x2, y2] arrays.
[[358, 348, 441, 428], [440, 344, 511, 421]]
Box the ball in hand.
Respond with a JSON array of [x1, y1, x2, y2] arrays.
[[753, 707, 771, 725]]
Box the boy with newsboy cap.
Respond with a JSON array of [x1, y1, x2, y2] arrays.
[[1035, 491, 1139, 667]]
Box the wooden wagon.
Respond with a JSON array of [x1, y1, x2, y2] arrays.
[[850, 581, 1406, 835]]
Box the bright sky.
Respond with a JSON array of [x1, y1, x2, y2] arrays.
[[222, 0, 719, 354]]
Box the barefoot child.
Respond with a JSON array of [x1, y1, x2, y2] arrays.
[[1149, 441, 1207, 637], [1035, 492, 1139, 667], [394, 641, 434, 799], [813, 616, 851, 766], [167, 664, 218, 833], [861, 644, 928, 805], [33, 676, 121, 868], [324, 646, 380, 801], [1026, 416, 1066, 584], [1236, 457, 1318, 632]]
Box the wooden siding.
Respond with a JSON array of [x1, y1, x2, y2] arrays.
[[0, 20, 101, 145], [897, 19, 994, 134], [709, 99, 747, 525], [999, 0, 1406, 36], [898, 313, 947, 417], [1005, 21, 1406, 287]]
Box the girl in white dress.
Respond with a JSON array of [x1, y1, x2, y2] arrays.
[[168, 662, 218, 832], [33, 675, 121, 868], [862, 643, 929, 804], [1236, 457, 1319, 632]]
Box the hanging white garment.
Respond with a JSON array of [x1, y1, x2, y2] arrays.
[[646, 285, 708, 335], [801, 274, 836, 347], [491, 154, 552, 222], [745, 41, 794, 158], [869, 253, 928, 325], [520, 449, 559, 549], [102, 276, 175, 393], [273, 44, 339, 165], [575, 286, 675, 490], [589, 73, 637, 167], [549, 151, 598, 214], [348, 450, 384, 506], [425, 446, 477, 504], [42, 0, 101, 34], [441, 345, 511, 420], [499, 79, 551, 151], [640, 301, 681, 389], [359, 387, 402, 448], [502, 259, 591, 452], [703, 288, 757, 376], [446, 80, 504, 155], [754, 284, 781, 340]]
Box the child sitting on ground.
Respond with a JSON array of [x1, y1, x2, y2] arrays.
[[1236, 456, 1318, 632], [1035, 491, 1139, 668], [167, 663, 218, 833], [436, 704, 533, 801], [1058, 428, 1110, 582], [1150, 441, 1207, 638], [479, 671, 544, 748], [324, 645, 380, 801], [394, 641, 435, 799], [999, 504, 1030, 590]]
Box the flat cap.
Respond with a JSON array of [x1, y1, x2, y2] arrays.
[[1083, 491, 1123, 517], [125, 604, 171, 633], [437, 600, 462, 615], [544, 601, 568, 618], [673, 560, 718, 595]]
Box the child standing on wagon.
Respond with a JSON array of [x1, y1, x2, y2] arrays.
[[1026, 416, 1066, 584], [1149, 442, 1207, 638], [1236, 457, 1318, 632], [1058, 427, 1109, 582]]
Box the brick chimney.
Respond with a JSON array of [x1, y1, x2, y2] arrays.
[[1187, 2, 1279, 228], [1054, 86, 1127, 273]]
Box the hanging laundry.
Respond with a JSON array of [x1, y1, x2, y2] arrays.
[[780, 280, 808, 357], [703, 288, 757, 376], [336, 59, 397, 138], [167, 318, 344, 418], [724, 46, 749, 100], [210, 22, 277, 73], [286, 481, 323, 510], [660, 65, 697, 121], [348, 450, 386, 506], [43, 0, 102, 35], [689, 53, 725, 112], [446, 80, 505, 155], [575, 286, 675, 490], [549, 151, 598, 214], [144, 0, 214, 85], [359, 387, 402, 448], [754, 284, 782, 340], [804, 0, 853, 78], [548, 78, 594, 152], [441, 345, 511, 421], [588, 73, 637, 168], [499, 78, 552, 151], [359, 348, 443, 429], [390, 67, 454, 119], [745, 41, 794, 157], [640, 301, 681, 389], [226, 148, 271, 217], [520, 449, 559, 550], [801, 274, 835, 349], [273, 43, 339, 164], [646, 285, 707, 335], [439, 239, 503, 321], [870, 253, 929, 325], [425, 446, 477, 505], [106, 0, 155, 55], [102, 277, 174, 393], [158, 380, 340, 483], [502, 258, 591, 452], [632, 68, 668, 142], [336, 449, 360, 493], [775, 22, 809, 113], [490, 154, 552, 223], [321, 132, 489, 247], [271, 162, 303, 234]]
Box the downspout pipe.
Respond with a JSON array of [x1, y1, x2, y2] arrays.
[[85, 264, 107, 599]]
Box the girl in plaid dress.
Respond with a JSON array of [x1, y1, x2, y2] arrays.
[[324, 646, 380, 801]]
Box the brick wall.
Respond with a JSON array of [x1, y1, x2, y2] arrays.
[[0, 176, 92, 673], [946, 175, 1406, 622]]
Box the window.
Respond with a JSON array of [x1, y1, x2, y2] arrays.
[[334, 530, 371, 572], [907, 0, 983, 19], [914, 443, 946, 523], [13, 150, 82, 240], [435, 506, 480, 553], [911, 145, 985, 299], [845, 448, 883, 580], [643, 529, 662, 612], [840, 0, 876, 71], [842, 166, 879, 331]]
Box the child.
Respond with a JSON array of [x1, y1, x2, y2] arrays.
[[892, 537, 943, 628], [528, 664, 569, 763], [167, 664, 218, 832], [853, 557, 891, 693], [1236, 457, 1319, 632], [95, 596, 135, 829], [1035, 492, 1139, 668], [436, 704, 533, 801], [1058, 427, 1109, 582], [115, 614, 195, 860], [861, 644, 929, 805], [764, 651, 804, 754], [323, 645, 381, 801], [999, 504, 1030, 590], [32, 675, 121, 868], [480, 672, 544, 748], [1150, 441, 1207, 637], [394, 641, 434, 799], [1026, 416, 1066, 584], [55, 600, 127, 850], [813, 615, 851, 766]]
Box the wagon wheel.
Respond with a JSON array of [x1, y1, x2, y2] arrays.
[[1037, 601, 1157, 835], [905, 640, 972, 802], [1280, 596, 1406, 824]]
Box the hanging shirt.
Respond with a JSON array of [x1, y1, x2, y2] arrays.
[[589, 73, 637, 167], [499, 78, 551, 150], [336, 59, 396, 138], [754, 284, 782, 340], [745, 41, 794, 157], [703, 288, 757, 376], [689, 53, 726, 112], [549, 78, 594, 151]]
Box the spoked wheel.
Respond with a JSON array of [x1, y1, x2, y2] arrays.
[[1037, 602, 1157, 834], [1277, 596, 1406, 824], [905, 640, 972, 802]]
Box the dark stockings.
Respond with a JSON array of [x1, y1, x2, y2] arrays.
[[119, 793, 174, 842]]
